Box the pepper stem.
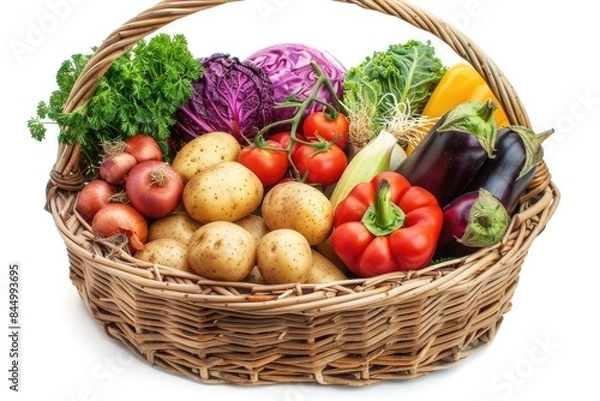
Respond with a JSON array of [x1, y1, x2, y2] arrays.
[[361, 179, 406, 236]]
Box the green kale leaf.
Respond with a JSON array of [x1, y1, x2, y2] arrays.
[[343, 40, 447, 140]]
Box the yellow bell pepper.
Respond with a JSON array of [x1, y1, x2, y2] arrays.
[[422, 63, 510, 128]]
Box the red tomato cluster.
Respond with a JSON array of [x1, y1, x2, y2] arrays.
[[238, 111, 350, 187]]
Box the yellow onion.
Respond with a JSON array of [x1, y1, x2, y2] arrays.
[[76, 179, 117, 222], [92, 203, 148, 253]]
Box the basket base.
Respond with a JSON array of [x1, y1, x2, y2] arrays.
[[92, 315, 504, 386], [67, 256, 512, 386]]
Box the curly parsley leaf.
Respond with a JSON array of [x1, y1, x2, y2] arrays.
[[29, 33, 202, 173]]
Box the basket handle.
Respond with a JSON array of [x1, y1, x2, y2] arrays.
[[48, 0, 531, 195]]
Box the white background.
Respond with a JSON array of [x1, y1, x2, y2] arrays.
[[1, 0, 597, 400]]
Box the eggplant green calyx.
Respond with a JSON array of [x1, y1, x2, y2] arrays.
[[459, 189, 509, 248], [361, 179, 405, 236], [437, 100, 498, 158], [508, 126, 554, 179]]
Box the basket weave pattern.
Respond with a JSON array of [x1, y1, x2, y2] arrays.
[[45, 0, 560, 386]]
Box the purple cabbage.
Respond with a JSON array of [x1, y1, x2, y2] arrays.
[[173, 53, 274, 143], [246, 43, 347, 123]]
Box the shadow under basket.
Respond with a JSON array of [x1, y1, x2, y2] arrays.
[[44, 0, 560, 386]]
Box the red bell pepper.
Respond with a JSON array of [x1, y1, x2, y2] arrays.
[[331, 171, 443, 277]]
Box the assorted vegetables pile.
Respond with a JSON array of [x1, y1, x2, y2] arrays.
[[31, 34, 551, 284]]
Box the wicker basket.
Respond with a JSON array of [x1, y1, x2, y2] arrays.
[[45, 0, 560, 386]]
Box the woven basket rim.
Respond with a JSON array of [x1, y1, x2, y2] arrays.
[[50, 183, 558, 313]]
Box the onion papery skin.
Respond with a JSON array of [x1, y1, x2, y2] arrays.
[[125, 134, 163, 163], [99, 152, 138, 185], [76, 179, 117, 222], [91, 203, 149, 253], [125, 160, 184, 219]]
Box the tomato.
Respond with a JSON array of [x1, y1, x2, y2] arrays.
[[302, 111, 350, 150], [292, 143, 348, 186], [238, 140, 289, 187], [268, 131, 304, 158]]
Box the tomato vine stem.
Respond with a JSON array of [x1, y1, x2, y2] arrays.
[[255, 62, 346, 181]]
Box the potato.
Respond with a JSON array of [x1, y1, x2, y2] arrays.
[[186, 221, 256, 281], [148, 213, 203, 245], [183, 161, 263, 223], [234, 214, 269, 243], [256, 229, 312, 284], [243, 265, 267, 284], [170, 201, 188, 215], [305, 250, 348, 284], [314, 236, 349, 272], [172, 132, 241, 183], [134, 239, 192, 272], [261, 181, 333, 245]]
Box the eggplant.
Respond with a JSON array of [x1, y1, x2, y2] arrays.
[[464, 126, 552, 215], [395, 100, 498, 208], [435, 189, 510, 258]]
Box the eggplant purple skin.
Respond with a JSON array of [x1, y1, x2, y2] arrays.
[[434, 191, 479, 258], [507, 167, 537, 214], [395, 117, 490, 208], [464, 127, 535, 215]]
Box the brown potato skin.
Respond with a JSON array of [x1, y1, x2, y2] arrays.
[[134, 238, 192, 272], [234, 214, 270, 243], [148, 214, 202, 245], [172, 132, 241, 183], [183, 161, 263, 223], [256, 229, 312, 284], [306, 250, 348, 284], [261, 182, 333, 246], [243, 265, 267, 284], [186, 221, 256, 282]]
